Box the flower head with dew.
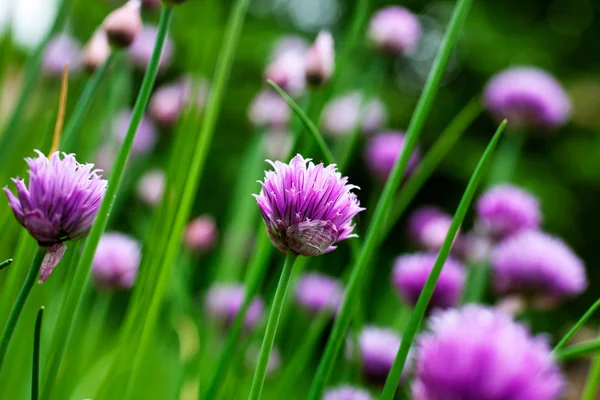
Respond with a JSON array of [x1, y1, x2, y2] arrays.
[[254, 154, 364, 256], [4, 151, 107, 282], [205, 283, 264, 331], [490, 230, 586, 302], [476, 184, 541, 239], [365, 131, 420, 182], [392, 252, 465, 310], [368, 6, 422, 56], [294, 272, 344, 314], [413, 305, 564, 400], [484, 66, 571, 130], [92, 232, 140, 290], [408, 206, 454, 251], [323, 385, 373, 400]]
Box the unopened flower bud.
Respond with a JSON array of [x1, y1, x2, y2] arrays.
[[184, 215, 218, 253], [368, 6, 421, 56], [103, 0, 143, 48], [83, 30, 111, 73], [304, 31, 334, 86]]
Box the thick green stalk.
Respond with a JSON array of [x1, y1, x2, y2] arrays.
[[553, 298, 600, 353], [306, 0, 475, 396], [380, 121, 506, 399], [40, 8, 174, 398], [248, 253, 299, 400], [32, 307, 44, 400], [0, 247, 46, 370], [556, 339, 600, 362], [120, 0, 252, 396], [60, 53, 117, 152]]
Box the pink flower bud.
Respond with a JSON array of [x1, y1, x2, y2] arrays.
[[82, 30, 111, 73], [103, 0, 143, 48], [304, 31, 334, 86], [184, 215, 218, 253], [265, 50, 306, 97]]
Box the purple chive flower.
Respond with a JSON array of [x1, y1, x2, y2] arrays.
[[205, 284, 264, 331], [392, 252, 465, 309], [413, 305, 564, 400], [113, 110, 158, 156], [270, 36, 309, 61], [484, 67, 571, 130], [128, 25, 174, 71], [368, 6, 422, 56], [92, 232, 140, 289], [149, 76, 209, 127], [136, 169, 165, 207], [365, 132, 420, 182], [490, 230, 586, 300], [42, 34, 82, 76], [304, 30, 334, 86], [408, 206, 454, 251], [254, 154, 364, 257], [348, 326, 408, 384], [248, 90, 291, 128], [294, 272, 344, 314], [184, 215, 218, 253], [324, 385, 373, 400], [4, 151, 107, 282], [321, 92, 387, 136], [476, 184, 541, 239]]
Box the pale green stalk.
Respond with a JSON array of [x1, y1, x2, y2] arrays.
[[306, 0, 475, 395], [40, 8, 175, 398]]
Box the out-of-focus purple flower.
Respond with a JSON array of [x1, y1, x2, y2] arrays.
[[42, 34, 82, 76], [408, 206, 454, 251], [245, 344, 281, 376], [270, 36, 309, 61], [136, 169, 165, 207], [476, 184, 541, 239], [305, 31, 334, 86], [490, 230, 586, 300], [149, 76, 209, 127], [248, 90, 291, 128], [184, 215, 218, 253], [321, 92, 387, 136], [392, 252, 465, 309], [294, 272, 344, 314], [484, 67, 571, 130], [113, 110, 158, 156], [323, 385, 373, 400], [365, 132, 419, 182], [205, 284, 264, 330], [413, 305, 564, 400], [348, 326, 407, 384], [128, 25, 174, 71], [92, 232, 140, 289], [4, 151, 107, 282], [264, 129, 293, 160], [254, 154, 364, 256], [265, 46, 307, 97], [103, 0, 142, 48], [368, 6, 421, 56], [83, 29, 111, 73]]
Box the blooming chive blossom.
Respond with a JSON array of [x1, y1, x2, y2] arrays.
[[476, 184, 541, 239], [484, 67, 571, 130], [408, 206, 454, 251], [304, 31, 334, 85], [128, 25, 174, 71], [365, 132, 420, 182], [254, 154, 364, 257], [92, 232, 140, 289], [294, 272, 344, 314], [413, 305, 564, 400], [368, 6, 422, 56], [184, 215, 218, 253], [113, 110, 158, 156], [136, 170, 165, 207], [4, 151, 107, 282], [490, 230, 586, 299], [205, 284, 264, 331], [321, 92, 387, 136], [42, 34, 82, 76], [248, 90, 291, 128], [149, 77, 209, 126], [392, 253, 465, 309], [323, 385, 373, 400]]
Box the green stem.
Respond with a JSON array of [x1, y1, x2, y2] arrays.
[[553, 298, 600, 353], [32, 307, 44, 400], [555, 339, 600, 362], [0, 258, 13, 271], [0, 247, 46, 370], [60, 52, 117, 152], [380, 121, 506, 399], [582, 344, 600, 400], [248, 252, 299, 400], [306, 0, 476, 396], [40, 8, 174, 399]]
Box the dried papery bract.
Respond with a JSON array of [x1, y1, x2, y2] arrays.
[[103, 0, 143, 48]]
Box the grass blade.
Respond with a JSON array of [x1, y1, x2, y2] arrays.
[[555, 339, 600, 362], [554, 298, 600, 353], [380, 120, 506, 399], [0, 259, 13, 271], [32, 307, 44, 400]]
